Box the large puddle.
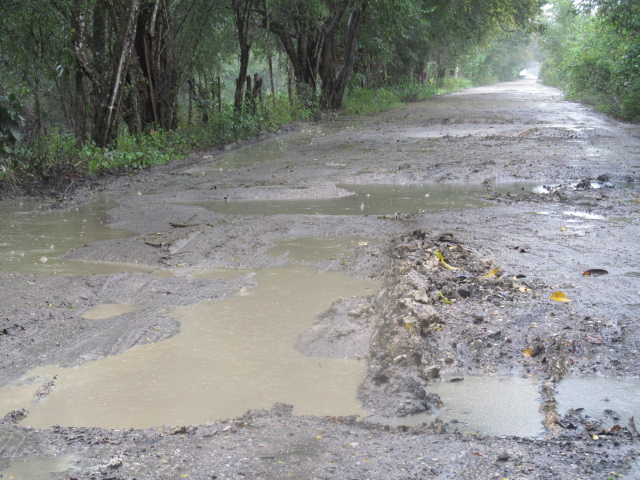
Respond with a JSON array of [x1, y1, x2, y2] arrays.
[[385, 375, 640, 437], [202, 183, 492, 216], [557, 377, 640, 426], [0, 199, 149, 275], [386, 376, 545, 438], [0, 453, 79, 480], [12, 265, 377, 429]]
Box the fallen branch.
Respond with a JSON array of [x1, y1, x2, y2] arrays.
[[170, 214, 198, 228]]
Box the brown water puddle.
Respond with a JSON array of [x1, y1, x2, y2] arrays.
[[0, 199, 148, 275], [15, 265, 377, 429]]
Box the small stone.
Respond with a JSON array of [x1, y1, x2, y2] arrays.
[[458, 286, 472, 298], [107, 456, 123, 469], [421, 365, 441, 380], [444, 357, 455, 365], [496, 452, 510, 462], [393, 354, 407, 364]]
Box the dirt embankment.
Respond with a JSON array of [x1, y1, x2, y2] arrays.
[[1, 80, 640, 479]]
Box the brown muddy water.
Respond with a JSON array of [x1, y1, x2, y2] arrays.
[[0, 199, 151, 275], [8, 265, 377, 429]]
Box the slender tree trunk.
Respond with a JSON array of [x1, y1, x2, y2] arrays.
[[131, 0, 179, 131], [234, 40, 251, 111], [74, 68, 87, 143], [92, 0, 142, 147], [232, 0, 255, 112]]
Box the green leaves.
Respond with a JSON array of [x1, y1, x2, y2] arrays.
[[0, 92, 25, 147]]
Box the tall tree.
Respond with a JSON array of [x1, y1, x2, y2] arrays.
[[260, 0, 370, 110], [71, 0, 142, 147], [232, 0, 257, 111]]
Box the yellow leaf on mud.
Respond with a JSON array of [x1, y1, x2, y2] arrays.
[[355, 241, 369, 246], [439, 290, 452, 304], [550, 291, 571, 302], [560, 226, 567, 232], [482, 267, 499, 278], [435, 251, 458, 270], [405, 323, 415, 333], [523, 348, 533, 358], [315, 436, 323, 440]]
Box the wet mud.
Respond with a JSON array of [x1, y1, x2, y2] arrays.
[[1, 80, 640, 479]]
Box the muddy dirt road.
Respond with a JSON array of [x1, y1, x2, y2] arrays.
[[1, 80, 640, 479]]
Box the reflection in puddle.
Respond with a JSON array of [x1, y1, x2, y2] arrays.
[[0, 454, 79, 480], [557, 377, 640, 426], [563, 211, 606, 221], [202, 184, 491, 216], [267, 236, 376, 262], [0, 199, 146, 274], [17, 266, 378, 428], [82, 303, 137, 320], [386, 376, 544, 438]]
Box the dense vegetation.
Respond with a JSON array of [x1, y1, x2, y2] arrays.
[[0, 0, 542, 195], [540, 0, 640, 121]]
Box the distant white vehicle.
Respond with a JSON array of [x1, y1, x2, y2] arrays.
[[518, 61, 540, 80]]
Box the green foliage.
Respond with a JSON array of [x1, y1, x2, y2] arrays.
[[342, 78, 473, 115], [0, 92, 25, 148], [342, 87, 402, 115], [540, 0, 640, 122]]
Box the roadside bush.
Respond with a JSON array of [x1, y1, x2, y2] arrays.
[[342, 87, 402, 115], [540, 1, 640, 123], [0, 92, 25, 148]]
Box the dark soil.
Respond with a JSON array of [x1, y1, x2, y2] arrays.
[[1, 80, 639, 479]]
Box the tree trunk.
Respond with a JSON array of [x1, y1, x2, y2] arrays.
[[234, 41, 251, 111], [92, 0, 142, 147], [319, 1, 368, 110], [263, 1, 367, 111], [130, 0, 179, 131], [74, 68, 87, 143], [232, 0, 255, 112]]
